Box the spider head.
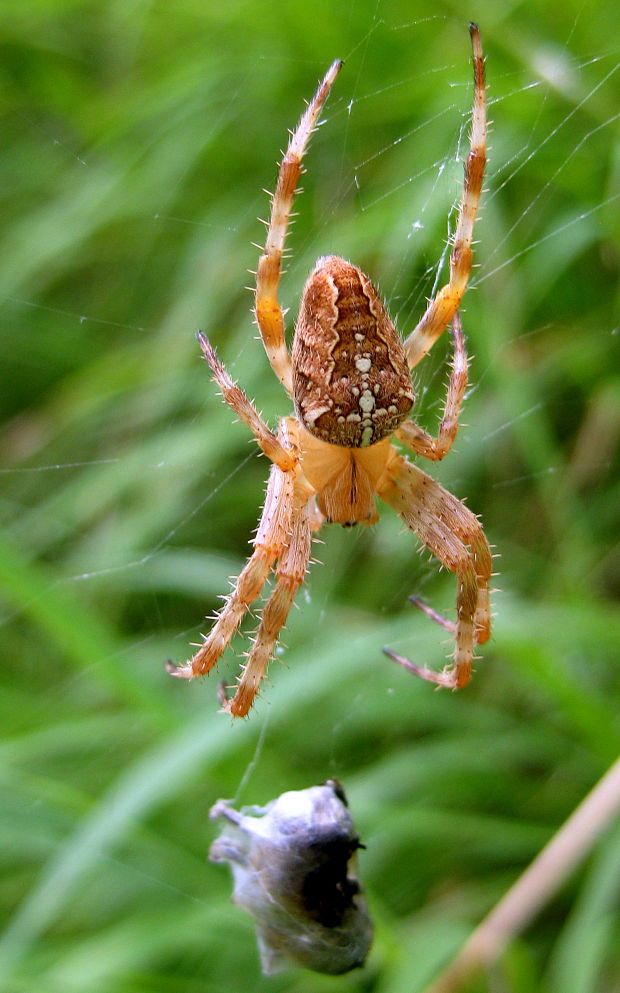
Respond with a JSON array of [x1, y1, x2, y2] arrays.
[[292, 255, 414, 449]]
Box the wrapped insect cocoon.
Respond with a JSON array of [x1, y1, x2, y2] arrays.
[[209, 779, 373, 975]]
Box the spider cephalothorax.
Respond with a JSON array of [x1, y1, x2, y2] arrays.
[[168, 25, 492, 716]]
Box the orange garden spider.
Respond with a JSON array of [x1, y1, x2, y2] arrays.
[[167, 25, 492, 716]]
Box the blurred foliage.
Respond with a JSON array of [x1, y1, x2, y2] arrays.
[[1, 0, 620, 991]]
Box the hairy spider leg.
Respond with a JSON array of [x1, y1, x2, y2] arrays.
[[397, 312, 469, 460], [404, 23, 486, 370], [167, 361, 315, 716], [228, 481, 312, 716], [378, 455, 492, 687], [255, 60, 343, 396], [195, 332, 296, 471], [166, 451, 293, 682]]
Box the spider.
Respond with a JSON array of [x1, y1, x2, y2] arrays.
[[167, 24, 492, 717]]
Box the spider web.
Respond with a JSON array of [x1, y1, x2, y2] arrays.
[[3, 8, 619, 769], [1, 4, 619, 981], [3, 7, 619, 765]]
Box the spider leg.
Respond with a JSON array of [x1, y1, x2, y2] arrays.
[[404, 24, 486, 370], [255, 59, 342, 395], [225, 495, 312, 717], [409, 595, 457, 633], [197, 332, 296, 471], [378, 453, 492, 688], [166, 454, 295, 682], [397, 312, 468, 461], [168, 411, 316, 716]]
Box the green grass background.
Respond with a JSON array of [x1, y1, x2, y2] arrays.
[[2, 1, 619, 991]]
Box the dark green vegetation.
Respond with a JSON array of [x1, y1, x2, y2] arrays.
[[2, 1, 619, 991]]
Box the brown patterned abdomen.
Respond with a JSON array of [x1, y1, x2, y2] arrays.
[[292, 256, 414, 448]]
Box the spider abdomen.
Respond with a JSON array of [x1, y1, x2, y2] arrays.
[[292, 256, 414, 448]]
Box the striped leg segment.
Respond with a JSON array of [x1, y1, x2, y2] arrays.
[[255, 60, 342, 394], [404, 24, 486, 370], [379, 454, 492, 688]]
